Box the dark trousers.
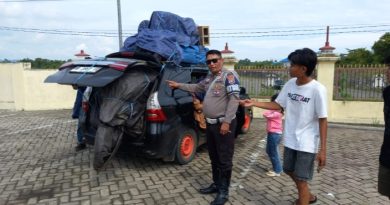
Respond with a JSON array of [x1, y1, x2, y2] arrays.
[[206, 118, 237, 184]]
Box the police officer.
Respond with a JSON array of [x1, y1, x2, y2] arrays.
[[167, 50, 240, 205], [379, 61, 390, 199]]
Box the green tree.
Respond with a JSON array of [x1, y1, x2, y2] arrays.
[[20, 58, 33, 63], [1, 59, 13, 63], [5, 58, 69, 69], [252, 60, 277, 67], [237, 59, 280, 68], [237, 58, 252, 66], [19, 58, 66, 69], [372, 32, 390, 63], [337, 48, 375, 64]]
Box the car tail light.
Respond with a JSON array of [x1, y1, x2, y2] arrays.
[[108, 63, 127, 71], [82, 86, 93, 113], [146, 92, 166, 122], [82, 101, 89, 113], [119, 52, 134, 57]]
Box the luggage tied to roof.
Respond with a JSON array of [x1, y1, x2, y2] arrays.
[[121, 11, 208, 65]]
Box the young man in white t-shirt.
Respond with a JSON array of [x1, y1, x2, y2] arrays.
[[241, 48, 327, 205]]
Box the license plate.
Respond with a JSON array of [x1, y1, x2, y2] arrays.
[[70, 66, 102, 73]]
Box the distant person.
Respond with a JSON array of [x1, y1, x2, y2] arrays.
[[72, 85, 86, 151], [241, 48, 327, 205], [263, 93, 284, 177], [167, 49, 240, 205], [378, 59, 390, 200]]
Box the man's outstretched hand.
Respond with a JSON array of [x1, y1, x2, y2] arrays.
[[166, 80, 179, 89], [239, 99, 254, 107]]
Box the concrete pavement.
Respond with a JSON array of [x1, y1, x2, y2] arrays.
[[0, 110, 388, 205]]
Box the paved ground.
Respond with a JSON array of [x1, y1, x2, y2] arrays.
[[0, 109, 389, 205]]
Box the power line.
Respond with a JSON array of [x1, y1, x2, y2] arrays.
[[212, 29, 390, 38], [212, 22, 390, 31], [0, 26, 136, 33], [0, 0, 67, 2], [0, 25, 389, 39], [2, 24, 387, 36], [0, 26, 136, 37], [212, 24, 390, 35]]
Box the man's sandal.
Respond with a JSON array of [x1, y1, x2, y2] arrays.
[[294, 196, 317, 204], [309, 196, 317, 204]]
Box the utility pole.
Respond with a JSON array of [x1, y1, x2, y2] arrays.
[[116, 0, 123, 49]]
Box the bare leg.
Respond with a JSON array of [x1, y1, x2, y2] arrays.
[[285, 171, 314, 205], [296, 180, 310, 205]]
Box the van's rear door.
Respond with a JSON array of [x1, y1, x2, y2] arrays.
[[44, 58, 139, 87]]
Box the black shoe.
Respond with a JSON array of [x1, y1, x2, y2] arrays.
[[210, 190, 228, 205], [211, 171, 230, 205], [75, 143, 86, 151], [199, 183, 218, 194]]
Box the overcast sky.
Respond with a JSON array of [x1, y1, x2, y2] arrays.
[[1, 0, 390, 61]]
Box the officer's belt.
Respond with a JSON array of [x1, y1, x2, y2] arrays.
[[205, 117, 225, 124]]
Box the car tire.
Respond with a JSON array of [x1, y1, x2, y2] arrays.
[[175, 127, 198, 165]]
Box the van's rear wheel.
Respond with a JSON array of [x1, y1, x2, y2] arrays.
[[175, 128, 197, 165]]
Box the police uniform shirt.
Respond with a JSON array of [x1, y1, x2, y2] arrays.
[[381, 85, 390, 168], [178, 69, 240, 124]]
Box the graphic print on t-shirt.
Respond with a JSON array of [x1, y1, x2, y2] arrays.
[[288, 93, 311, 103]]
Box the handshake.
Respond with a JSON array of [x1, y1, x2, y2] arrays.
[[239, 99, 255, 107], [239, 99, 282, 111]]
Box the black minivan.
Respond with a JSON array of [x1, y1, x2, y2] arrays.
[[45, 51, 252, 169]]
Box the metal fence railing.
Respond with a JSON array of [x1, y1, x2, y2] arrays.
[[236, 66, 317, 98], [334, 64, 387, 101], [236, 66, 289, 98], [237, 65, 387, 101]]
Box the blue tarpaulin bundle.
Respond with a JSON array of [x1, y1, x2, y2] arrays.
[[149, 11, 199, 46], [121, 11, 208, 65]]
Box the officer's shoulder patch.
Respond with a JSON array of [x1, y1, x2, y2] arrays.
[[227, 73, 236, 84]]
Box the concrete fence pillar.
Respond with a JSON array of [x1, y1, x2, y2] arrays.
[[317, 55, 339, 120]]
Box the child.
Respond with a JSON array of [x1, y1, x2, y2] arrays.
[[192, 93, 206, 130], [263, 93, 283, 177], [241, 48, 327, 205]]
